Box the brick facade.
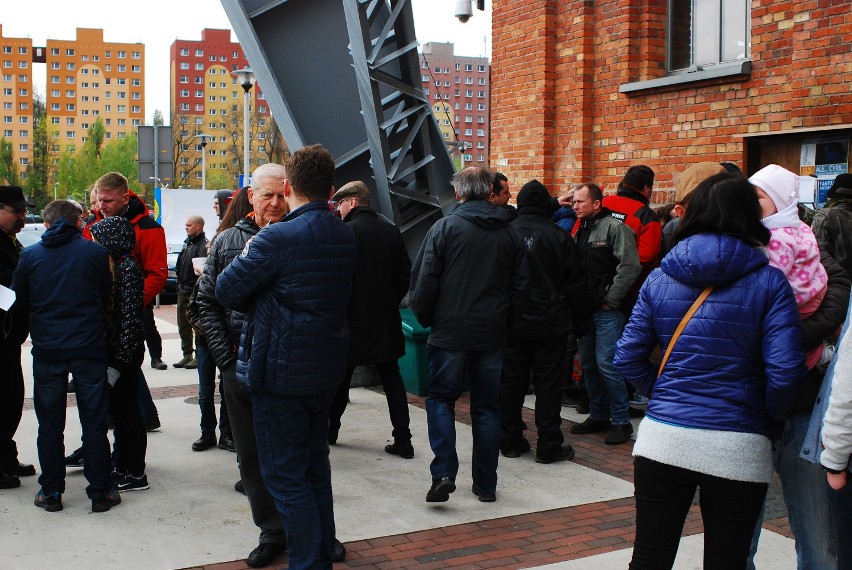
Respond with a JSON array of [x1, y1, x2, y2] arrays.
[[491, 0, 852, 203]]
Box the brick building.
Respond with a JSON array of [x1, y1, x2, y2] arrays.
[[490, 1, 851, 203]]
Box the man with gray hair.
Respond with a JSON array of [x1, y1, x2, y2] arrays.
[[410, 166, 526, 503]]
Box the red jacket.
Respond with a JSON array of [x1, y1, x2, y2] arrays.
[[85, 191, 167, 306], [602, 189, 661, 266]]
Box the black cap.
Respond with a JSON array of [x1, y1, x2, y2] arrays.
[[516, 179, 551, 210], [0, 185, 33, 209], [827, 173, 852, 200]]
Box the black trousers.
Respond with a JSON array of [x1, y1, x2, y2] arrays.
[[143, 302, 162, 360], [500, 333, 567, 459], [0, 343, 24, 473], [630, 456, 768, 570], [329, 362, 412, 442], [109, 367, 147, 476]]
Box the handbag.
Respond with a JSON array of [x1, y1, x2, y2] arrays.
[[657, 286, 713, 378]]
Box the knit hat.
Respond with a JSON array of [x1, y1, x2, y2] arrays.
[[516, 179, 551, 210], [674, 162, 726, 203], [827, 173, 852, 200], [748, 164, 799, 211]]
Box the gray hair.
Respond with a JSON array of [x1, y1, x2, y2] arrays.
[[43, 200, 82, 227], [251, 163, 287, 189], [451, 167, 493, 202]]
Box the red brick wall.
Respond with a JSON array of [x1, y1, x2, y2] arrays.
[[491, 0, 852, 203]]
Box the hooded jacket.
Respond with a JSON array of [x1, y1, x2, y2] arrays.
[[812, 199, 852, 278], [90, 217, 145, 372], [409, 199, 526, 351], [12, 219, 111, 363], [602, 186, 662, 265], [614, 233, 807, 437]]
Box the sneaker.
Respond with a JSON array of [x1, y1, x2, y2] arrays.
[[629, 394, 650, 407], [116, 472, 149, 492], [145, 416, 161, 432], [535, 443, 576, 464], [384, 440, 414, 459], [426, 477, 456, 502], [218, 433, 236, 453], [92, 489, 121, 512], [34, 489, 63, 512], [65, 448, 85, 468], [173, 355, 193, 368], [570, 417, 611, 434], [192, 432, 217, 451], [184, 358, 198, 369], [471, 484, 496, 502], [604, 423, 634, 445], [150, 357, 167, 370]]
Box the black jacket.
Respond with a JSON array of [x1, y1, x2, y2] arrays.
[[344, 207, 411, 366], [175, 231, 208, 293], [196, 217, 259, 369], [509, 206, 592, 337], [0, 231, 28, 347], [409, 199, 526, 351]]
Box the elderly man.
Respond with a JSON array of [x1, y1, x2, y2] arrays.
[[410, 166, 525, 503], [174, 216, 207, 369]]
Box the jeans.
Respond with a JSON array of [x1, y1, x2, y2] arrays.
[[329, 361, 412, 442], [110, 366, 146, 476], [0, 344, 24, 473], [197, 337, 230, 436], [577, 309, 630, 425], [33, 359, 112, 499], [748, 410, 838, 569], [254, 388, 337, 570], [501, 333, 567, 459], [425, 346, 502, 494], [143, 301, 163, 360], [631, 456, 767, 570], [176, 291, 195, 357]]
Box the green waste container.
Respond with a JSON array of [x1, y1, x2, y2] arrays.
[[399, 308, 431, 396]]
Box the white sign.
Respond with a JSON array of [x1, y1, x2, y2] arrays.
[[159, 189, 223, 250]]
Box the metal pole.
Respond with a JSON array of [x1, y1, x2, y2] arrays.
[[243, 90, 250, 184], [202, 144, 207, 191]]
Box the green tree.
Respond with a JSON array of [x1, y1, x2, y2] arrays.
[[206, 169, 233, 190], [23, 91, 50, 209], [152, 109, 164, 126], [0, 139, 21, 186]]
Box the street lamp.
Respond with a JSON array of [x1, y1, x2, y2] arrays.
[[234, 67, 256, 186], [53, 182, 58, 201], [194, 133, 214, 191]]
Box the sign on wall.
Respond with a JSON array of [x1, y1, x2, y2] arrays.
[[800, 137, 849, 207]]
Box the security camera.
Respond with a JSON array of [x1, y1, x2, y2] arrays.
[[455, 0, 473, 23]]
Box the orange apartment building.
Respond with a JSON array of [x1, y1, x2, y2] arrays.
[[0, 24, 33, 180]]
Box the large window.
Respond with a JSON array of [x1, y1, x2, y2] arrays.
[[669, 0, 749, 71]]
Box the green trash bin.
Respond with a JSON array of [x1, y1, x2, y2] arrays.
[[399, 308, 431, 396]]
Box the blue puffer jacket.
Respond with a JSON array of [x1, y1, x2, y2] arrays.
[[215, 202, 356, 397], [614, 233, 807, 438]]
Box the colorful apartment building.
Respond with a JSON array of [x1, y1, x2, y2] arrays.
[[0, 24, 34, 180], [419, 42, 490, 167], [170, 28, 271, 186]]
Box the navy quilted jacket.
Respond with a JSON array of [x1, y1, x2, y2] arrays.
[[215, 202, 356, 397], [614, 232, 807, 437]]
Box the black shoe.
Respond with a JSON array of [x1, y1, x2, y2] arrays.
[[535, 443, 576, 464], [246, 541, 285, 568], [173, 355, 193, 368], [0, 473, 21, 489], [426, 477, 456, 502], [628, 406, 645, 418], [15, 462, 36, 477], [234, 480, 246, 495], [384, 440, 414, 459], [604, 423, 634, 445], [570, 417, 611, 435], [150, 357, 167, 370], [92, 489, 121, 512], [328, 429, 338, 445], [145, 416, 161, 432], [332, 538, 346, 563], [218, 433, 236, 453], [471, 484, 496, 502], [192, 433, 217, 451], [34, 489, 62, 512], [501, 439, 531, 459], [65, 448, 84, 468], [116, 472, 149, 492]]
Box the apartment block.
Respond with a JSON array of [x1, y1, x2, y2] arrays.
[[0, 24, 33, 180]]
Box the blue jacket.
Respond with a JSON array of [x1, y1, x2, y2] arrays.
[[614, 233, 807, 438], [215, 202, 356, 397], [12, 219, 111, 363]]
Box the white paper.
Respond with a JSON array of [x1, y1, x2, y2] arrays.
[[798, 176, 816, 204], [0, 284, 15, 311]]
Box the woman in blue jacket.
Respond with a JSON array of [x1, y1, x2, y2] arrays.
[[614, 173, 807, 570]]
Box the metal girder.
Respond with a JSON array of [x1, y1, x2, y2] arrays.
[[219, 0, 457, 257]]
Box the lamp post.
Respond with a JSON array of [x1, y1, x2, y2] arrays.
[[234, 67, 256, 186], [53, 182, 58, 201], [194, 133, 213, 191]]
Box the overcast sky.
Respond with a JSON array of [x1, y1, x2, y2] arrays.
[[0, 0, 492, 123]]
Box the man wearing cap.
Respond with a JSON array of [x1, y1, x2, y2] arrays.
[[327, 181, 414, 457], [0, 185, 36, 489], [661, 162, 727, 255], [812, 173, 852, 277], [213, 190, 234, 221]]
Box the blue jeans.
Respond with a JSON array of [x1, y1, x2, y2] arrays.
[[253, 388, 336, 570], [425, 346, 502, 494], [577, 309, 630, 425], [196, 337, 230, 436], [33, 359, 112, 499]]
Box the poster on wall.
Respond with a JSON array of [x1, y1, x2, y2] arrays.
[[800, 137, 849, 207]]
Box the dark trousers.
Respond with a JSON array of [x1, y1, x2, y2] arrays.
[[176, 292, 195, 357], [329, 361, 412, 442], [143, 301, 162, 360], [829, 479, 852, 569], [110, 367, 146, 476], [196, 336, 230, 436], [0, 343, 24, 473], [221, 364, 284, 545], [137, 370, 159, 422], [500, 333, 567, 459], [630, 456, 768, 570]]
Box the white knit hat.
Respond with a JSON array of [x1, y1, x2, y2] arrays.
[[748, 164, 799, 211]]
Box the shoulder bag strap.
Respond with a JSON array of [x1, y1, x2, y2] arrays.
[[658, 286, 713, 378]]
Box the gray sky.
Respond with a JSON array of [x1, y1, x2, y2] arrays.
[[0, 0, 492, 123]]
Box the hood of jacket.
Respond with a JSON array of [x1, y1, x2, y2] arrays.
[[452, 199, 514, 230], [89, 216, 135, 259], [662, 233, 768, 288], [40, 218, 82, 248], [616, 186, 650, 205]]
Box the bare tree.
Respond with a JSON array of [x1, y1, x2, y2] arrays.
[[171, 110, 202, 188]]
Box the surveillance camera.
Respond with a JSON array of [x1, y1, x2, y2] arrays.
[[455, 0, 472, 23]]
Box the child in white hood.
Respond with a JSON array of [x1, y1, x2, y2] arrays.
[[749, 164, 831, 369]]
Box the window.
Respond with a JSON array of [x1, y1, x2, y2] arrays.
[[66, 117, 75, 125], [180, 62, 189, 70], [2, 61, 10, 68], [477, 141, 485, 149], [209, 55, 217, 61], [132, 79, 140, 86], [464, 129, 472, 136], [18, 102, 27, 110], [50, 76, 59, 84], [180, 103, 190, 111], [478, 78, 486, 85], [132, 105, 140, 113], [195, 63, 204, 70], [668, 0, 749, 71], [50, 104, 60, 111], [66, 63, 75, 70], [50, 48, 59, 56], [477, 116, 485, 123], [180, 89, 189, 97], [180, 75, 188, 83], [118, 64, 126, 72], [132, 52, 141, 59], [117, 105, 126, 112], [195, 90, 203, 97], [465, 64, 473, 71], [132, 65, 141, 72], [465, 103, 473, 110], [18, 88, 27, 96], [465, 115, 472, 123], [454, 63, 461, 70], [465, 77, 473, 84], [2, 47, 10, 54], [195, 49, 203, 57], [466, 90, 473, 97], [476, 129, 485, 136], [117, 78, 125, 85], [18, 116, 26, 123], [477, 91, 485, 98], [181, 48, 189, 56], [477, 65, 486, 72], [17, 61, 27, 69], [477, 103, 485, 111], [51, 62, 60, 69], [2, 130, 9, 136], [50, 118, 59, 125], [19, 158, 28, 166], [117, 50, 126, 58], [1, 103, 9, 109], [66, 49, 75, 56], [105, 64, 111, 72]]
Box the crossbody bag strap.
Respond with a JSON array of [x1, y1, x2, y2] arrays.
[[657, 286, 713, 378]]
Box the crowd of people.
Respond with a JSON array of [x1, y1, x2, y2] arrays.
[[1, 153, 852, 569]]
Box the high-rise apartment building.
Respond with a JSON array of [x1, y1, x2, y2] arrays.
[[170, 28, 271, 186], [419, 42, 490, 166], [0, 24, 34, 180]]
